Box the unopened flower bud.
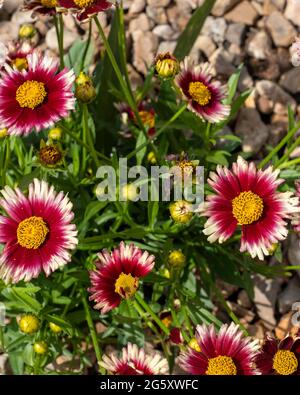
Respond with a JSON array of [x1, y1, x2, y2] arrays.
[[19, 24, 36, 39], [38, 143, 63, 168], [33, 341, 48, 354], [188, 338, 201, 352], [169, 327, 183, 345], [49, 322, 62, 333], [120, 184, 138, 201], [48, 127, 62, 140], [0, 127, 8, 138], [155, 52, 179, 79], [75, 71, 96, 103], [168, 249, 186, 268], [147, 151, 157, 164], [169, 200, 193, 224], [19, 314, 40, 334]]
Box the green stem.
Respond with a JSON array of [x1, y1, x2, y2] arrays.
[[59, 123, 110, 163], [81, 290, 104, 374], [58, 14, 65, 69], [93, 15, 158, 156], [278, 157, 300, 169], [127, 104, 187, 160], [83, 104, 101, 167], [81, 20, 92, 70], [133, 300, 171, 366], [275, 134, 300, 168], [259, 123, 300, 169], [135, 293, 170, 335], [54, 15, 64, 69]]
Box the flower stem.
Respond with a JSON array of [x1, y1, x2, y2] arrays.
[[81, 19, 92, 70], [258, 123, 300, 169], [275, 134, 300, 168], [81, 289, 104, 374], [127, 104, 187, 160], [93, 15, 158, 156], [135, 293, 170, 335], [82, 104, 101, 167], [53, 15, 64, 69], [59, 122, 110, 163]]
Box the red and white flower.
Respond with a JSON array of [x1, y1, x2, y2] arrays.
[[0, 179, 78, 283], [23, 0, 58, 16], [100, 343, 169, 375], [59, 0, 112, 21], [200, 156, 300, 260], [88, 242, 155, 314], [175, 57, 230, 123], [178, 323, 260, 375], [0, 52, 75, 136], [255, 334, 300, 375], [6, 42, 32, 71]]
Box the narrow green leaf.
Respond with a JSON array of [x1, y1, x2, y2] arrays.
[[174, 0, 216, 60]]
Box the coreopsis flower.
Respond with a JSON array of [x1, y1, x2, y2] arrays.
[[0, 52, 75, 136], [179, 323, 260, 375], [169, 200, 193, 224], [100, 343, 168, 375], [6, 42, 32, 71], [255, 335, 300, 375], [116, 101, 156, 137], [175, 57, 230, 123], [58, 0, 112, 22], [155, 52, 179, 79], [200, 156, 300, 260], [19, 314, 40, 334], [290, 37, 300, 67], [23, 0, 58, 16], [0, 179, 78, 283], [88, 242, 155, 314], [292, 180, 300, 232]]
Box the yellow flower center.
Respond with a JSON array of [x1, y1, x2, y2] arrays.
[[273, 350, 298, 375], [188, 81, 211, 106], [206, 356, 237, 375], [232, 191, 264, 225], [41, 0, 58, 7], [161, 315, 172, 328], [17, 216, 49, 250], [73, 0, 94, 8], [12, 57, 28, 71], [16, 80, 47, 109], [138, 111, 155, 129], [115, 272, 139, 299]]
